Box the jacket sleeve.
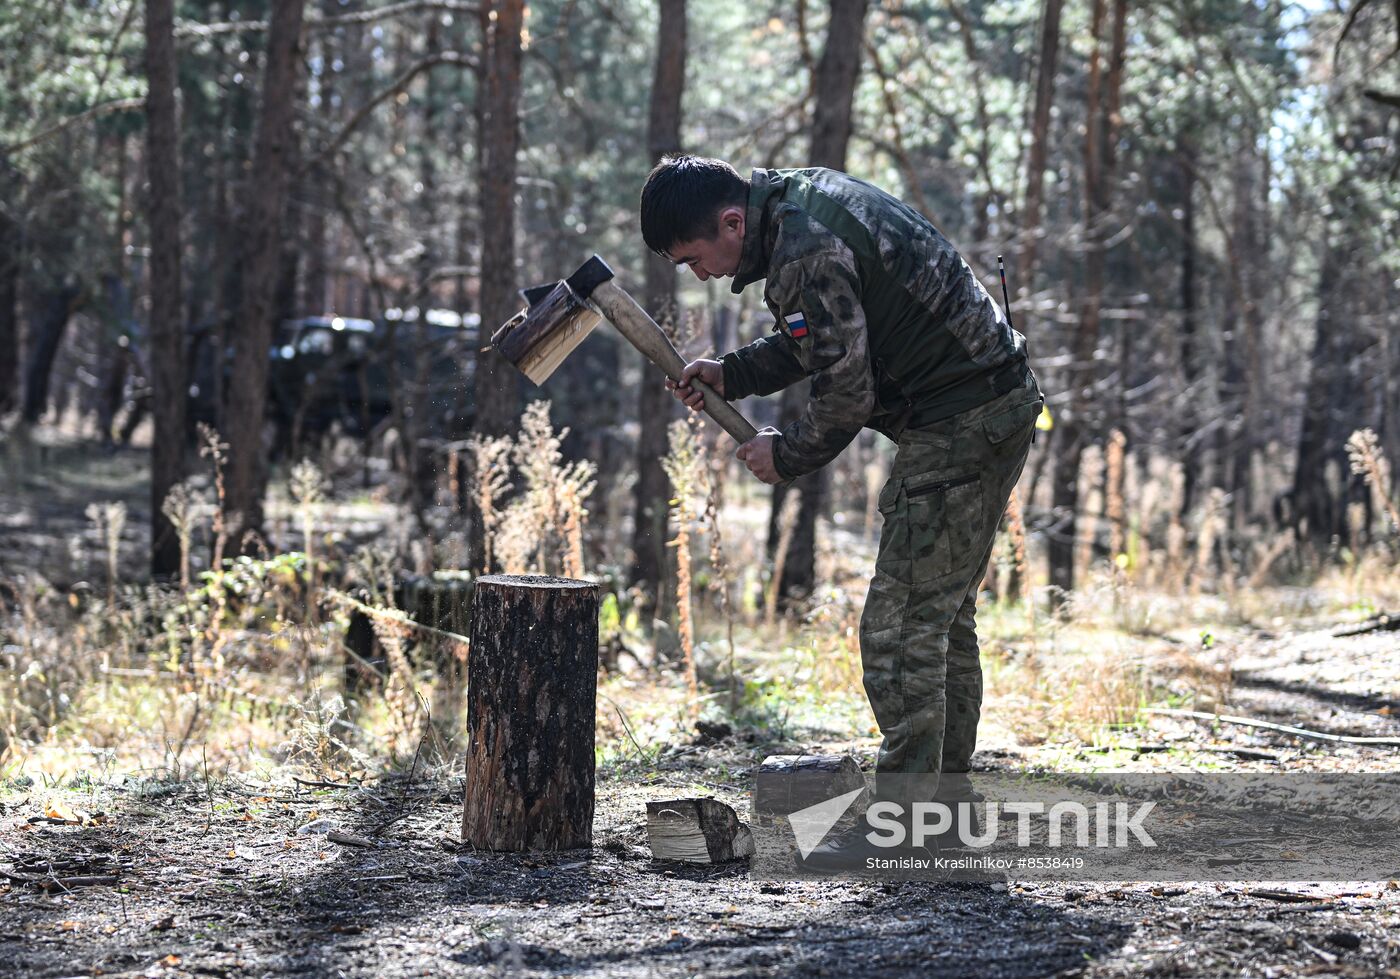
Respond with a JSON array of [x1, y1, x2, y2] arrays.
[[764, 245, 875, 479], [720, 335, 806, 399]]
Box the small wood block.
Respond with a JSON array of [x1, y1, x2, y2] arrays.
[[752, 754, 866, 816], [646, 799, 755, 864], [493, 281, 601, 385]]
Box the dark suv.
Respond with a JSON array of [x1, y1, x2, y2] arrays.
[[266, 310, 478, 454]]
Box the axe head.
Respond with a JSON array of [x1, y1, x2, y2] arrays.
[[490, 256, 616, 386]]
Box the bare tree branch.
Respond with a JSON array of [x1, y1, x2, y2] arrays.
[[1363, 87, 1400, 108], [175, 0, 480, 38], [3, 98, 145, 154], [95, 0, 141, 99], [327, 170, 391, 311], [1334, 0, 1380, 66], [303, 51, 477, 171], [863, 37, 931, 219]]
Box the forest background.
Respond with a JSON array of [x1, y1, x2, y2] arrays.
[[6, 7, 1400, 974], [1, 0, 1398, 779]]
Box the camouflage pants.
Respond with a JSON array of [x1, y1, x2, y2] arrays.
[[860, 374, 1042, 804]]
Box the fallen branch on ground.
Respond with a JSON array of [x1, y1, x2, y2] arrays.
[[1081, 743, 1280, 761], [1144, 708, 1400, 746], [292, 776, 360, 790], [1243, 888, 1330, 904], [1333, 612, 1398, 637], [1, 869, 121, 891], [327, 831, 377, 848]]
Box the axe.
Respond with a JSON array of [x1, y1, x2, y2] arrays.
[[490, 255, 760, 445]]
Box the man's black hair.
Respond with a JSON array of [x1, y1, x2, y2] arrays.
[[639, 156, 749, 257]]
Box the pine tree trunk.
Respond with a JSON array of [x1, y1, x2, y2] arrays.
[[462, 575, 599, 851], [95, 134, 131, 446], [1292, 240, 1340, 550], [1048, 0, 1127, 599], [208, 91, 237, 437], [631, 0, 687, 608], [145, 0, 187, 578], [224, 0, 305, 550], [299, 0, 340, 317], [1177, 136, 1199, 519], [470, 0, 525, 442], [1019, 0, 1064, 282], [21, 283, 81, 424], [0, 160, 22, 416], [768, 0, 868, 606], [408, 16, 443, 529], [96, 275, 135, 446], [448, 12, 475, 443], [1231, 140, 1267, 531], [468, 0, 525, 573], [1291, 203, 1371, 553]]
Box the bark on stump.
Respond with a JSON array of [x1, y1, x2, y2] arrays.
[[462, 574, 599, 851]]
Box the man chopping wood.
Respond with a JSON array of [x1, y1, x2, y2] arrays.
[[642, 156, 1043, 866]]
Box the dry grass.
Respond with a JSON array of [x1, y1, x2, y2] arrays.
[[4, 417, 1398, 793], [493, 401, 597, 576]]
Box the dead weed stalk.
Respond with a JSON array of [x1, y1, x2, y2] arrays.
[[661, 418, 701, 713], [498, 402, 596, 576], [1347, 428, 1400, 537], [766, 489, 802, 627]]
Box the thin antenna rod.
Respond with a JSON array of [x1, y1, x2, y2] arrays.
[[997, 254, 1015, 331]]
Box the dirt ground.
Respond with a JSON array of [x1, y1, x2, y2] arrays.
[[3, 769, 1398, 979], [5, 622, 1400, 979], [5, 441, 1400, 977]]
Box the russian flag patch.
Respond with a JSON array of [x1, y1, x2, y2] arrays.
[[785, 311, 809, 339]]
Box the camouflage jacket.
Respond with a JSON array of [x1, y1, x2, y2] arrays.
[[720, 168, 1030, 479]]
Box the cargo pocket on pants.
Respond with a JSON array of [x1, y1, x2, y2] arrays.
[[905, 470, 983, 583], [872, 477, 905, 582], [982, 397, 1043, 448]]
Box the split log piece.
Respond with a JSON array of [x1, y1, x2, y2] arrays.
[[646, 798, 754, 863]]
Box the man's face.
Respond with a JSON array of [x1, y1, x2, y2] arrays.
[[664, 205, 746, 282]]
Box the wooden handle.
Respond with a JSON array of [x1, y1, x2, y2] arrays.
[[589, 279, 760, 445]]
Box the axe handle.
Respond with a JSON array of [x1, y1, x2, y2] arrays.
[[589, 279, 761, 445]]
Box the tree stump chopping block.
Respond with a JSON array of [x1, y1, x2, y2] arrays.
[[462, 574, 599, 851]]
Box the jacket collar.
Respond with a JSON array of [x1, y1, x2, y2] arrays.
[[730, 168, 786, 294]]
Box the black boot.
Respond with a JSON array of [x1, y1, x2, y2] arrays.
[[931, 810, 1011, 884], [797, 815, 936, 876]]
